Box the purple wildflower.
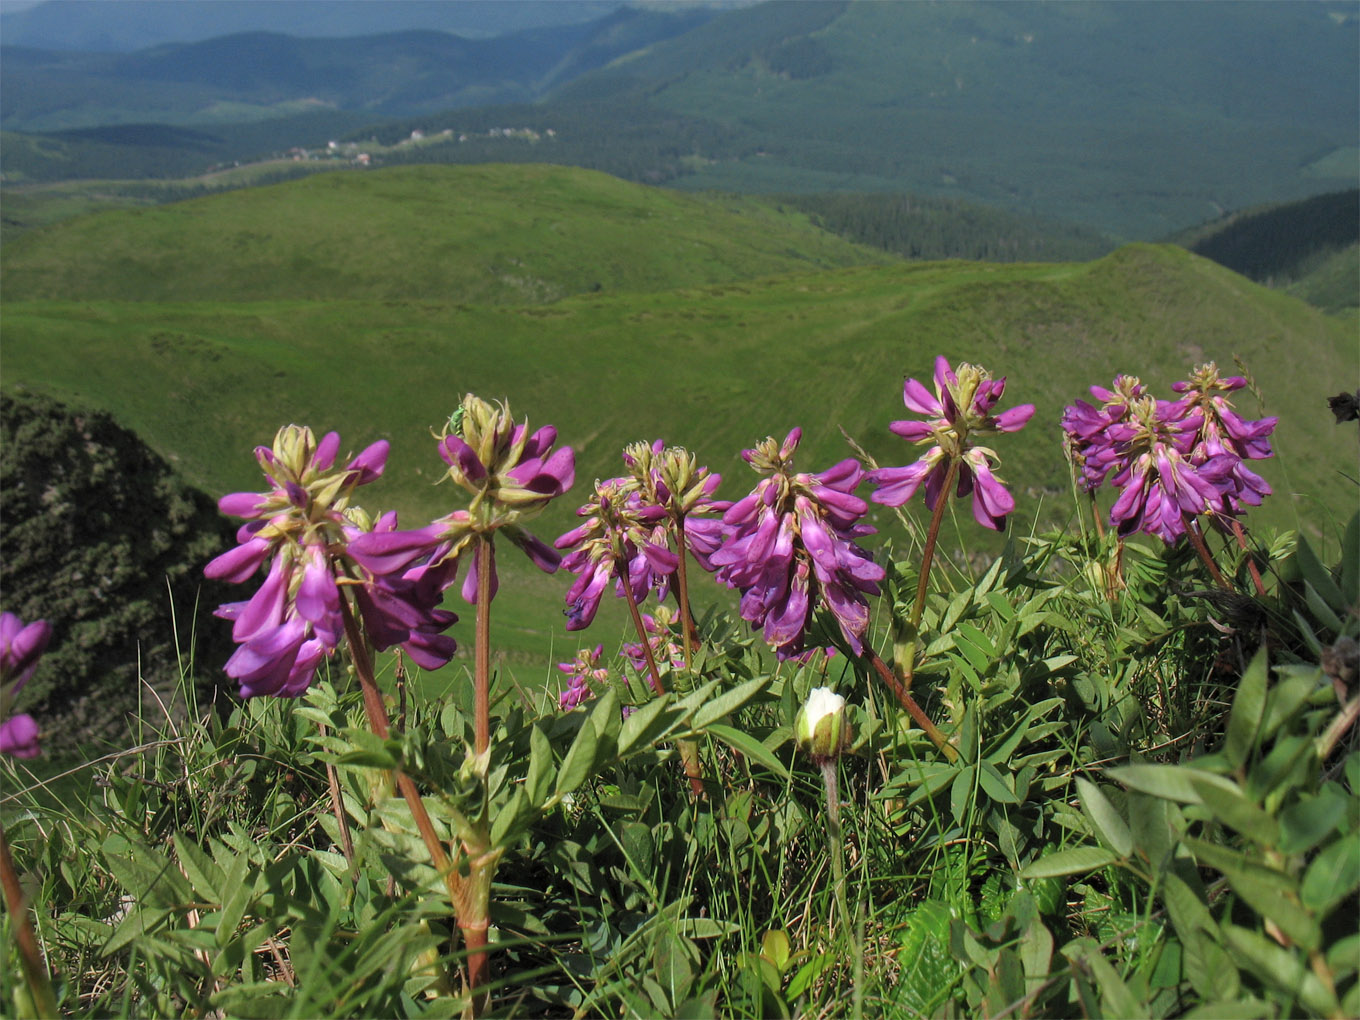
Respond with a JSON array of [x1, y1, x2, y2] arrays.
[[206, 425, 457, 698], [621, 606, 687, 677], [557, 644, 610, 710], [710, 428, 885, 658], [556, 478, 678, 631], [349, 396, 574, 604], [870, 356, 1035, 530], [1105, 396, 1233, 544], [1060, 375, 1147, 492], [1170, 362, 1277, 519], [1, 612, 50, 758]]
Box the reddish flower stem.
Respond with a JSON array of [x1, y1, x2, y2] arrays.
[[1229, 517, 1267, 598], [1184, 516, 1232, 591], [900, 457, 961, 693], [337, 597, 452, 879], [866, 648, 958, 763], [619, 553, 705, 796], [670, 511, 701, 663], [0, 821, 57, 1018], [618, 558, 666, 695]]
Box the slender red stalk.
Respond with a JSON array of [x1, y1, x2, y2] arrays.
[[618, 558, 666, 695], [338, 598, 452, 871], [1184, 516, 1232, 591], [1229, 518, 1267, 598], [900, 457, 961, 693], [0, 821, 58, 1018], [866, 648, 958, 763], [670, 511, 701, 661]]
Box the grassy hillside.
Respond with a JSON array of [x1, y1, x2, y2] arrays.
[[0, 164, 888, 302], [1167, 189, 1360, 312], [3, 243, 1354, 672]]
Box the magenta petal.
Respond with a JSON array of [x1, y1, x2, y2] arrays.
[[901, 377, 942, 416], [233, 559, 288, 642], [509, 528, 562, 573], [993, 404, 1036, 432], [218, 491, 267, 518], [314, 431, 341, 471], [889, 419, 935, 442], [0, 714, 41, 758], [346, 440, 389, 485], [349, 526, 443, 575], [295, 555, 339, 624], [440, 435, 486, 481], [204, 537, 272, 583]]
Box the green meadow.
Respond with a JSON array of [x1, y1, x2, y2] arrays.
[[2, 167, 1354, 679]]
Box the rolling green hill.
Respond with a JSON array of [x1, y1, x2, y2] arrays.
[[0, 164, 889, 302], [3, 244, 1354, 663], [2, 165, 1354, 684], [1168, 190, 1360, 313]]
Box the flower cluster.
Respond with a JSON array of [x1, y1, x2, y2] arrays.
[[711, 428, 884, 658], [0, 612, 49, 758], [1061, 363, 1276, 543], [620, 605, 688, 677], [556, 477, 677, 630], [870, 356, 1034, 530], [206, 425, 456, 697], [349, 395, 574, 604], [556, 440, 728, 632], [557, 644, 610, 710]]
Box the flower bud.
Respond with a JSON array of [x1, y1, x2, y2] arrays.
[[794, 687, 850, 761]]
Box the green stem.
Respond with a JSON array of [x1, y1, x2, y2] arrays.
[[819, 759, 850, 939], [900, 457, 961, 693], [0, 821, 57, 1018]]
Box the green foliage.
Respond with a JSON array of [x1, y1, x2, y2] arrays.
[[0, 390, 236, 750], [774, 191, 1115, 264]]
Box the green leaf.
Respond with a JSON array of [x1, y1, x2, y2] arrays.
[[1283, 788, 1349, 859], [1221, 923, 1338, 1017], [525, 723, 552, 807], [102, 905, 176, 957], [554, 718, 599, 797], [1018, 918, 1053, 995], [977, 760, 1019, 804], [1304, 582, 1345, 634], [1224, 646, 1269, 771], [217, 848, 252, 940], [173, 833, 224, 903], [1342, 513, 1359, 606], [1021, 846, 1118, 878], [706, 723, 790, 778], [1076, 778, 1133, 857], [1108, 763, 1239, 804], [691, 676, 766, 730], [1190, 777, 1279, 847], [1301, 832, 1360, 915], [893, 900, 960, 1016], [616, 695, 672, 757], [1071, 944, 1145, 1019], [1295, 535, 1347, 613]]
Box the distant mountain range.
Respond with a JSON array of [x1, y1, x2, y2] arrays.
[[0, 0, 637, 51], [2, 0, 1356, 239], [1, 6, 720, 129]]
